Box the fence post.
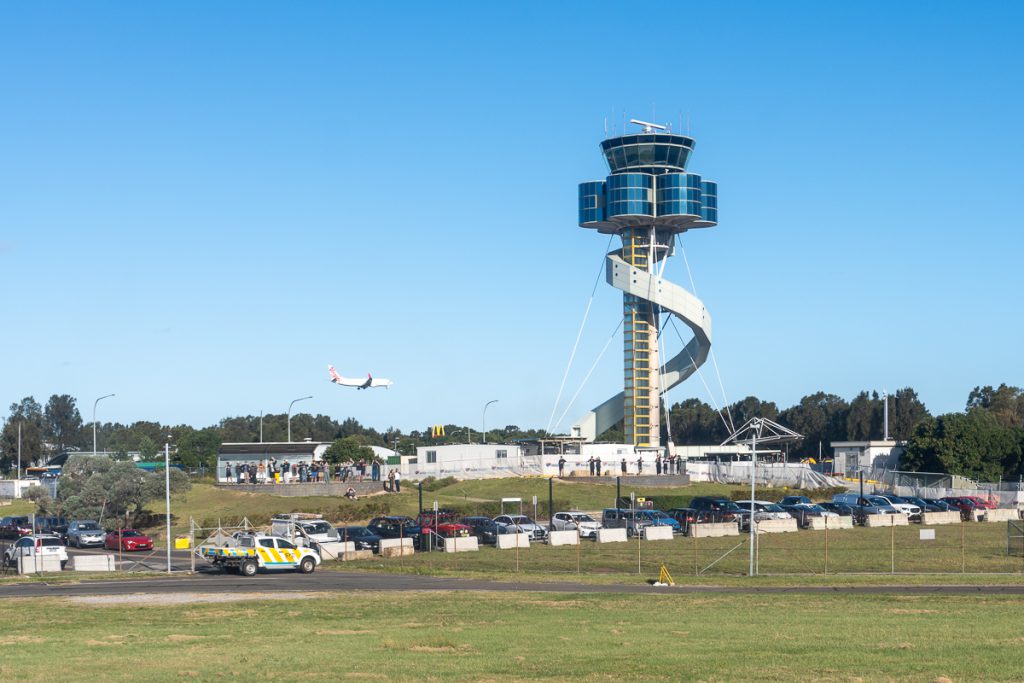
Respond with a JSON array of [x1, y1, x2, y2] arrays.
[[824, 522, 829, 575], [890, 523, 895, 574], [961, 519, 966, 574], [694, 534, 699, 576]]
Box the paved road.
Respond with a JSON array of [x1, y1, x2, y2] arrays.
[[4, 570, 1024, 599]]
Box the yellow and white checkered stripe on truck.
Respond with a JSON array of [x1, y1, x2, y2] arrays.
[[202, 547, 305, 565]]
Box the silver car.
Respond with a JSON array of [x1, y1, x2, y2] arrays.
[[551, 512, 602, 538], [67, 520, 105, 548]]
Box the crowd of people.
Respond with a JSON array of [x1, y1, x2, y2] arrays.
[[556, 454, 686, 477], [223, 457, 401, 491]]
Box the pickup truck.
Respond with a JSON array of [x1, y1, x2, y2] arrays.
[[201, 533, 321, 576]]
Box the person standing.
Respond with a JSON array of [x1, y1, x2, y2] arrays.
[[620, 458, 627, 475], [595, 457, 602, 477], [224, 462, 232, 483], [588, 456, 595, 477], [655, 455, 662, 476], [558, 456, 566, 477], [636, 457, 643, 475], [393, 469, 401, 493], [388, 468, 396, 493]]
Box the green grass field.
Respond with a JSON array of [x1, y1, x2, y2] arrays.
[[3, 591, 1024, 682]]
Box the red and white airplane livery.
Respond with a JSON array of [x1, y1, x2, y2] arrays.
[[328, 365, 393, 390]]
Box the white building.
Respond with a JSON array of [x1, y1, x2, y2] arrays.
[[830, 440, 904, 476]]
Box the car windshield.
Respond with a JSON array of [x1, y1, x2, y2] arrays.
[[39, 538, 62, 546], [570, 514, 595, 522], [867, 497, 891, 506], [122, 530, 144, 537], [303, 522, 331, 534], [79, 523, 101, 531], [508, 516, 533, 524], [804, 505, 826, 512], [763, 504, 786, 512]]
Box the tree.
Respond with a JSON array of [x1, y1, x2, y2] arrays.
[[889, 387, 930, 440], [24, 485, 54, 515], [44, 394, 84, 453], [846, 391, 883, 441], [779, 393, 849, 459], [58, 455, 191, 525], [668, 398, 725, 445], [175, 428, 221, 469], [1, 397, 45, 470], [967, 384, 1024, 429], [322, 436, 376, 465], [902, 409, 1022, 481]]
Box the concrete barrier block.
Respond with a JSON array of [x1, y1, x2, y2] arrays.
[[341, 550, 374, 561], [380, 546, 414, 558], [922, 511, 962, 526], [69, 554, 116, 572], [316, 541, 355, 561], [865, 514, 908, 527], [548, 530, 580, 546], [495, 533, 531, 549], [596, 528, 628, 543], [756, 518, 799, 534], [642, 525, 674, 541], [688, 523, 740, 538], [984, 508, 1018, 522], [441, 536, 479, 553], [18, 555, 62, 574], [808, 516, 854, 530], [379, 537, 414, 551]]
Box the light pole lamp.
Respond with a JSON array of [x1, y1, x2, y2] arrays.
[[93, 393, 115, 456], [165, 437, 172, 574], [482, 400, 498, 445], [287, 396, 313, 443]]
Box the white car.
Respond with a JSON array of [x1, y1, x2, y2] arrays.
[[551, 512, 602, 538], [734, 500, 793, 522], [870, 495, 922, 519], [493, 515, 548, 540], [4, 534, 68, 569]]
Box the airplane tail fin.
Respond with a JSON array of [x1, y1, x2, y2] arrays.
[[328, 365, 342, 382]]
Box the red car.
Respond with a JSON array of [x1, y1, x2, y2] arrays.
[[415, 510, 473, 539], [104, 529, 154, 551], [963, 495, 997, 510]]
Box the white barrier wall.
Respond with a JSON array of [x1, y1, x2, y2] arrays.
[[865, 514, 909, 527], [984, 508, 1019, 522], [69, 554, 116, 572], [596, 528, 628, 543], [755, 518, 799, 534], [642, 526, 674, 541], [342, 550, 374, 561], [316, 541, 355, 560], [807, 516, 854, 531], [496, 533, 531, 549], [379, 538, 414, 553], [18, 555, 62, 574], [921, 511, 962, 526], [441, 536, 479, 553], [548, 530, 580, 547], [689, 523, 739, 538]]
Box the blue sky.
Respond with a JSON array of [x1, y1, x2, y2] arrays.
[[1, 2, 1021, 434]]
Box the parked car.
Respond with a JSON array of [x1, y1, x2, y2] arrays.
[[664, 508, 698, 535], [34, 516, 69, 541], [902, 496, 947, 513], [734, 500, 792, 531], [781, 503, 836, 528], [461, 516, 501, 545], [962, 495, 997, 510], [551, 512, 602, 538], [818, 502, 855, 517], [921, 498, 957, 512], [104, 529, 154, 552], [493, 514, 548, 540], [636, 510, 683, 534], [416, 510, 473, 539], [366, 516, 422, 542], [688, 497, 746, 525], [4, 534, 68, 569], [0, 516, 33, 540], [67, 520, 106, 548], [601, 508, 652, 537], [870, 495, 922, 521], [336, 526, 381, 553], [940, 497, 983, 520], [832, 493, 899, 524]]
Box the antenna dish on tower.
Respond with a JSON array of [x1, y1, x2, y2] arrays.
[[629, 119, 668, 133]]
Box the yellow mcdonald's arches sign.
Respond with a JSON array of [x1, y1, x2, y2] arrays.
[[431, 424, 446, 438]]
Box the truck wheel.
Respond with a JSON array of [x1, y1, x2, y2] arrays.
[[298, 556, 316, 574], [240, 559, 258, 577]]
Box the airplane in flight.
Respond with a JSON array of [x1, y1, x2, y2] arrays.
[[328, 365, 393, 390]]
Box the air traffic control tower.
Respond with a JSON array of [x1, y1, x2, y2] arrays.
[[573, 120, 718, 449]]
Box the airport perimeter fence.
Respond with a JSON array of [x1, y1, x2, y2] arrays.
[[396, 516, 1024, 578]]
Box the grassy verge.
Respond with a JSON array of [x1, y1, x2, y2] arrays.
[[4, 591, 1024, 681]]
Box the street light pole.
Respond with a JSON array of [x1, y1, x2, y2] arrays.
[[165, 438, 172, 574], [93, 393, 115, 456], [287, 396, 313, 443], [482, 400, 498, 445]]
